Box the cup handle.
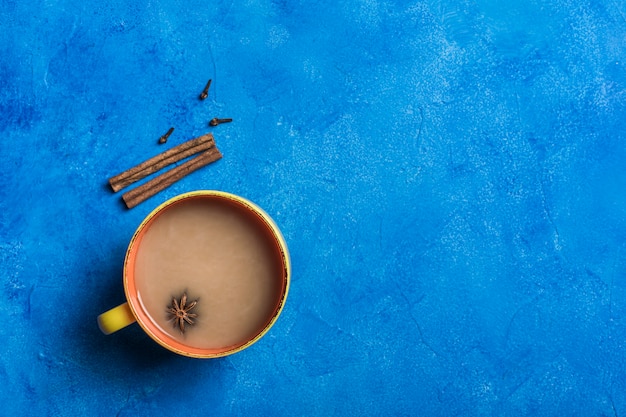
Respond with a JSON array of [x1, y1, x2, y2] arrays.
[[97, 303, 136, 335]]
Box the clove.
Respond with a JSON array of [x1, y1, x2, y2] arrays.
[[209, 118, 233, 127], [158, 127, 175, 144], [199, 79, 212, 100]]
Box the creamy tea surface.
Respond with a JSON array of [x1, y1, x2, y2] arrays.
[[133, 198, 284, 350]]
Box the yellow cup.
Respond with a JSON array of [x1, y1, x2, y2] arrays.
[[98, 191, 290, 358]]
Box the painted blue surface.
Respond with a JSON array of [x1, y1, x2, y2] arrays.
[[1, 0, 626, 415]]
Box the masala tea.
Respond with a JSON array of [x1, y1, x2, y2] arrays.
[[98, 191, 290, 358]]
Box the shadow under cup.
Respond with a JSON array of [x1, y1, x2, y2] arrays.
[[100, 191, 290, 358]]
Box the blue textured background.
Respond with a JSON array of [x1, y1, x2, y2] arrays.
[[1, 0, 626, 415]]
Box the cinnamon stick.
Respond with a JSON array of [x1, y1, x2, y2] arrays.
[[121, 146, 222, 209], [109, 133, 215, 192]]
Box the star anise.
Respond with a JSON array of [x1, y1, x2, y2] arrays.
[[166, 292, 198, 334]]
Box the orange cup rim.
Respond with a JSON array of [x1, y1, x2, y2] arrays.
[[123, 190, 291, 358]]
